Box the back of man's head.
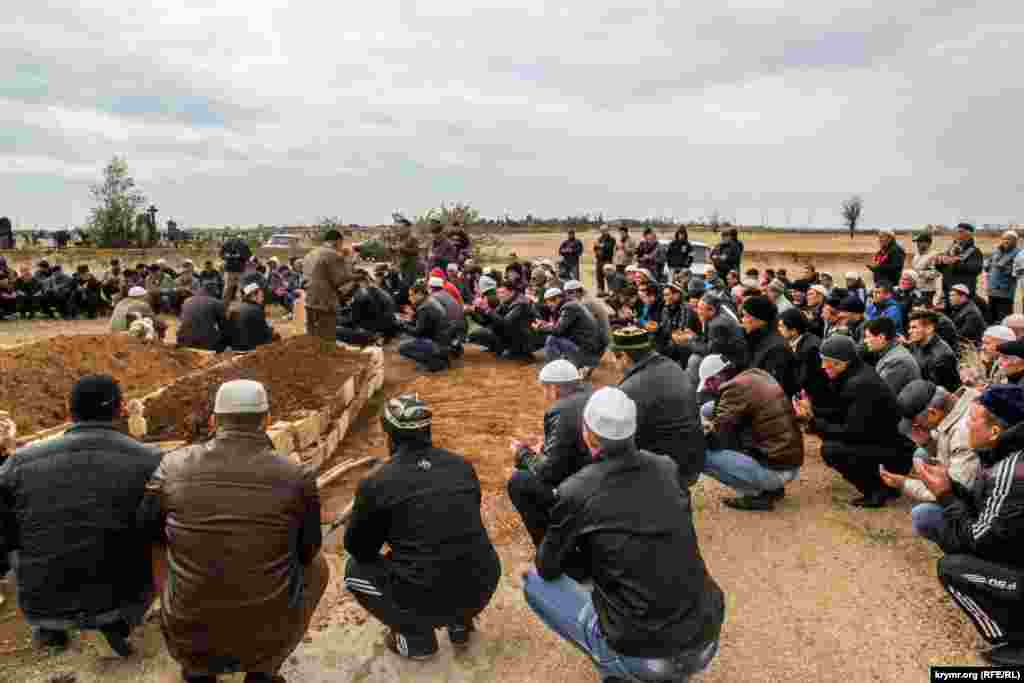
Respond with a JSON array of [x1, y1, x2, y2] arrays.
[[323, 229, 342, 243], [214, 380, 269, 431], [583, 387, 636, 456], [71, 375, 122, 423], [864, 316, 897, 341]]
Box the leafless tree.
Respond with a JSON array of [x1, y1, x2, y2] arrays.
[[841, 195, 863, 239]]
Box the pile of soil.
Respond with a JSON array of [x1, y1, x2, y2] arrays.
[[0, 335, 212, 435], [144, 336, 368, 442]]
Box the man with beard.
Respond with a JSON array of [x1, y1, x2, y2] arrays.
[[740, 295, 796, 396], [984, 231, 1020, 323], [906, 385, 1024, 667], [558, 229, 583, 281], [466, 279, 536, 359], [592, 225, 616, 293], [656, 282, 702, 367], [937, 223, 984, 302], [344, 394, 501, 660], [507, 360, 593, 547], [793, 335, 915, 507], [867, 228, 906, 287], [613, 326, 706, 488]]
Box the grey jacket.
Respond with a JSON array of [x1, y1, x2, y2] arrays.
[[875, 343, 921, 398]]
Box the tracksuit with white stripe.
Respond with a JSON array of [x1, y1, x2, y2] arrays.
[[930, 423, 1024, 646]]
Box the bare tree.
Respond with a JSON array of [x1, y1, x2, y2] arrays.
[[841, 195, 863, 239]]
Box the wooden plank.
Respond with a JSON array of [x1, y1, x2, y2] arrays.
[[316, 456, 378, 489]]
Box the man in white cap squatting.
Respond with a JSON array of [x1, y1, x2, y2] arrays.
[[110, 285, 157, 332], [138, 380, 328, 683], [522, 386, 724, 682], [507, 359, 594, 546], [466, 277, 537, 360]]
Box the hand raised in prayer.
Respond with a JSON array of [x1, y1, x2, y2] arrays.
[[879, 466, 907, 490], [914, 460, 953, 498]]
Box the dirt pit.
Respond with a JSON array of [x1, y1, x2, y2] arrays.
[[143, 335, 369, 442], [0, 335, 213, 435]]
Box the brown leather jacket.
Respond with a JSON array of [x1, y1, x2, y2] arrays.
[[138, 429, 322, 673], [709, 368, 805, 470], [301, 245, 354, 312]]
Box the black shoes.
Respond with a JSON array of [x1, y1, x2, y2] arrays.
[[448, 620, 475, 649], [723, 488, 785, 511], [384, 629, 439, 661], [982, 642, 1024, 667], [33, 628, 69, 652], [100, 620, 135, 657], [850, 489, 898, 508]]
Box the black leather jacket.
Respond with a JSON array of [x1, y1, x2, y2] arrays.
[[0, 423, 161, 620]]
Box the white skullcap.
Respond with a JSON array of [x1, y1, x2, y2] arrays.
[[697, 354, 729, 393], [446, 263, 459, 271], [243, 282, 261, 296], [538, 359, 581, 384], [128, 286, 147, 298], [984, 325, 1016, 342], [1004, 230, 1019, 240], [583, 387, 637, 441], [214, 379, 270, 414], [637, 269, 654, 281], [1003, 314, 1024, 327], [809, 285, 828, 296], [544, 287, 562, 300], [564, 280, 583, 291], [156, 258, 167, 266], [845, 271, 859, 279], [879, 228, 896, 237], [625, 265, 638, 273], [478, 275, 497, 293], [428, 276, 445, 288], [182, 259, 194, 267]]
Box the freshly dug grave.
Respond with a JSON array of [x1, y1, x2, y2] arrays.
[[0, 335, 212, 435], [144, 335, 368, 442]]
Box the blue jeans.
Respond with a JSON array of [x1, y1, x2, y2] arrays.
[[703, 449, 799, 497], [544, 335, 580, 363], [523, 571, 718, 682], [398, 337, 447, 371], [912, 503, 946, 544]]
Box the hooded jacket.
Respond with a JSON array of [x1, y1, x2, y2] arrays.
[[934, 422, 1024, 567], [710, 368, 805, 470], [1, 423, 161, 622], [618, 352, 706, 486]]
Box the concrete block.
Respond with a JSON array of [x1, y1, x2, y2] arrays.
[[340, 376, 355, 407], [268, 426, 296, 454], [292, 411, 322, 450]]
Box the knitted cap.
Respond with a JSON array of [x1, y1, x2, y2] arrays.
[[897, 380, 938, 419], [820, 335, 858, 363], [742, 295, 777, 323], [978, 385, 1024, 426], [544, 287, 563, 300]]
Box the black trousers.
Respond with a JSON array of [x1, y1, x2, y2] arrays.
[[336, 326, 377, 346], [990, 296, 1015, 324], [507, 470, 557, 547], [468, 326, 533, 357], [344, 557, 492, 654], [820, 440, 913, 496], [939, 554, 1024, 645]]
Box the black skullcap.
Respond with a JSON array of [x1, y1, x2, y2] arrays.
[[897, 380, 938, 419], [742, 295, 777, 323], [820, 335, 858, 363], [956, 222, 975, 233], [997, 340, 1024, 359], [323, 229, 342, 242], [70, 374, 122, 422], [979, 385, 1024, 426]]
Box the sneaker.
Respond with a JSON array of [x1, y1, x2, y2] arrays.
[[982, 642, 1024, 667], [384, 629, 438, 661], [448, 621, 475, 649]]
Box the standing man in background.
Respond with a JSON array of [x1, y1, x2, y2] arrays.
[[302, 229, 355, 342], [614, 226, 636, 275], [593, 225, 616, 294], [219, 234, 252, 304], [558, 229, 583, 281], [985, 230, 1020, 323]]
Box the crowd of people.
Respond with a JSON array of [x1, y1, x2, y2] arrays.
[[2, 220, 1024, 682]]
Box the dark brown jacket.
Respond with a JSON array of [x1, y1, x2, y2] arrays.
[[301, 245, 354, 312], [137, 430, 322, 674], [710, 368, 805, 470]]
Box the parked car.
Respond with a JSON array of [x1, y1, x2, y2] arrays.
[[658, 239, 710, 275]]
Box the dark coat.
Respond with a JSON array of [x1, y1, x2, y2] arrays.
[[811, 357, 910, 453], [709, 240, 742, 279], [790, 333, 831, 405], [350, 286, 398, 335], [911, 334, 962, 392], [519, 387, 595, 487], [938, 239, 984, 294], [950, 299, 986, 346], [666, 238, 693, 269], [746, 325, 797, 396], [0, 423, 161, 622], [220, 238, 252, 273], [476, 294, 535, 354], [593, 234, 616, 262], [559, 238, 583, 265], [177, 293, 228, 351], [552, 300, 603, 359], [231, 302, 274, 351], [617, 352, 706, 487], [407, 297, 448, 347], [869, 240, 906, 287]]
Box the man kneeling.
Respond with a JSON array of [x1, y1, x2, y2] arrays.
[[344, 395, 501, 659], [138, 380, 328, 683], [523, 387, 724, 683]]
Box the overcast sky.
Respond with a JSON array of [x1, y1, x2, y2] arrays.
[[2, 1, 1021, 229]]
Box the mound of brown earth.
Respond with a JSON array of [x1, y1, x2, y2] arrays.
[[0, 335, 212, 435], [143, 335, 369, 442]]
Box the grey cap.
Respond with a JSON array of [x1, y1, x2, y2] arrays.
[[214, 380, 270, 414], [538, 359, 581, 384], [897, 380, 938, 419], [583, 387, 637, 441], [820, 335, 858, 363], [564, 280, 583, 292]]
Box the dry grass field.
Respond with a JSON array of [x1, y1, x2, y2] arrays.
[[0, 230, 1003, 682]]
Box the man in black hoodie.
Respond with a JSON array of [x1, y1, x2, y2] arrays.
[[794, 335, 914, 507], [909, 385, 1024, 667]]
